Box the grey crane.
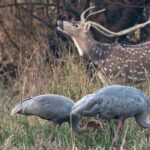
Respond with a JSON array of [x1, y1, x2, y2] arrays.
[[12, 94, 74, 125], [71, 85, 150, 147]]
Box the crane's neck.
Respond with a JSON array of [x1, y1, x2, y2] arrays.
[[138, 119, 150, 128], [136, 114, 150, 128], [71, 112, 87, 134]]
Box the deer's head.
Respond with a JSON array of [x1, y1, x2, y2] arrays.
[[57, 7, 107, 57], [57, 20, 85, 38], [57, 6, 150, 39], [57, 7, 106, 38]]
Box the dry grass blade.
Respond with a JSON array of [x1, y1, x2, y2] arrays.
[[1, 135, 13, 150]]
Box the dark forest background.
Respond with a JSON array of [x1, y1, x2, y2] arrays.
[[0, 0, 150, 87]]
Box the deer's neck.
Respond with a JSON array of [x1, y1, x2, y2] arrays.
[[71, 33, 98, 57], [71, 33, 110, 63]]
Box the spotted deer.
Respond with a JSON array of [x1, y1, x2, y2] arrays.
[[57, 6, 150, 83]]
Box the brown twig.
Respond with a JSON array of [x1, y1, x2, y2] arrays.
[[0, 2, 62, 9], [0, 21, 20, 51]]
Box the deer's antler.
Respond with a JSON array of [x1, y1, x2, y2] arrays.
[[81, 6, 95, 23], [85, 21, 115, 37], [81, 6, 106, 23], [88, 19, 150, 37], [81, 6, 150, 37], [85, 8, 106, 21]]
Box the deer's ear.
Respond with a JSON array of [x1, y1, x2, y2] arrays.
[[84, 23, 90, 32]]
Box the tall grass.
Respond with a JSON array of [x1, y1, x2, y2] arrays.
[[1, 53, 150, 150]]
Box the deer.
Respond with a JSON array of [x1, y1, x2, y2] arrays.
[[57, 6, 150, 84]]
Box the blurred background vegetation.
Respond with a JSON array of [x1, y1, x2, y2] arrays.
[[0, 0, 150, 149]]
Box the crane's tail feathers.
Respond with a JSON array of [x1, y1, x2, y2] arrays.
[[11, 98, 32, 116], [135, 112, 150, 128], [11, 104, 22, 116]]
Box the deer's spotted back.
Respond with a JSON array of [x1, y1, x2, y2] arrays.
[[94, 41, 150, 82]]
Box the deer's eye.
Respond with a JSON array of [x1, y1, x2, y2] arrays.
[[74, 24, 78, 27], [72, 22, 78, 27]]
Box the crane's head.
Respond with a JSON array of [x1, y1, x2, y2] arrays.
[[70, 112, 102, 134]]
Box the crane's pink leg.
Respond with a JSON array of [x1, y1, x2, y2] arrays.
[[120, 124, 128, 150], [111, 120, 124, 147]]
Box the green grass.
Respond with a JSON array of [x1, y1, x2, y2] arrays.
[[1, 112, 150, 150]]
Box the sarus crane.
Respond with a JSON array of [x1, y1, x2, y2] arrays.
[[71, 85, 150, 147], [12, 94, 74, 125]]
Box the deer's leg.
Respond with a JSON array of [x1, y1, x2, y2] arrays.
[[111, 120, 124, 148]]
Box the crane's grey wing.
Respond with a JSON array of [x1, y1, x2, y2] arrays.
[[12, 94, 74, 121], [36, 98, 73, 119], [97, 92, 148, 119], [72, 93, 104, 117], [24, 95, 74, 120]]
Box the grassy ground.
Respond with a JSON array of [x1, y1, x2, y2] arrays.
[[0, 54, 150, 150]]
